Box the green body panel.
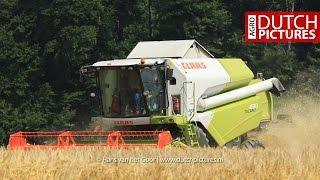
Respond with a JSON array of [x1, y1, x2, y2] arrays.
[[205, 80, 273, 146], [266, 90, 274, 122], [177, 124, 200, 147], [218, 59, 254, 92], [150, 115, 187, 125], [150, 116, 199, 146]]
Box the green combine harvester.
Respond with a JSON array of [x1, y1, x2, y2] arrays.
[[8, 40, 285, 149]]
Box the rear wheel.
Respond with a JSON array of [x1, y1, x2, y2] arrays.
[[241, 139, 265, 149], [224, 136, 242, 148]]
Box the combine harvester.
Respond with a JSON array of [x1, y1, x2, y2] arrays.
[[8, 40, 285, 150]]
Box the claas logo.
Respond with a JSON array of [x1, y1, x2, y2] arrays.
[[114, 121, 134, 125], [181, 62, 207, 69]]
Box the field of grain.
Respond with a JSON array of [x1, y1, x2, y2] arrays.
[[0, 95, 319, 180]]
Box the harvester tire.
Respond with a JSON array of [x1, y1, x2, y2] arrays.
[[197, 127, 210, 147], [241, 139, 265, 149]]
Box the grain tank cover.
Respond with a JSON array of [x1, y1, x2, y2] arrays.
[[127, 40, 214, 59], [217, 58, 254, 92]]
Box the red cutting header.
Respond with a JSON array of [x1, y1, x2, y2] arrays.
[[245, 12, 320, 43]]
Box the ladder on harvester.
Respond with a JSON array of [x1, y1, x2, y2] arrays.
[[186, 124, 200, 147]]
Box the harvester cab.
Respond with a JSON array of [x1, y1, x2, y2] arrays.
[[81, 59, 168, 119], [8, 40, 285, 150]]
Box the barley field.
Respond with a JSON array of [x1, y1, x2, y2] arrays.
[[0, 95, 319, 180]]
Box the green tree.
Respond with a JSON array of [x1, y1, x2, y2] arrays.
[[0, 0, 71, 145], [154, 0, 231, 56]]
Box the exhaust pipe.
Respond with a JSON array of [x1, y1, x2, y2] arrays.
[[197, 78, 285, 112]]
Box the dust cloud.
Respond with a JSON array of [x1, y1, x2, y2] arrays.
[[257, 94, 320, 153]]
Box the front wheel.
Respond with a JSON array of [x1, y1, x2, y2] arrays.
[[197, 127, 210, 147]]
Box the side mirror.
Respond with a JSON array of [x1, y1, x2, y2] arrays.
[[87, 87, 98, 99], [79, 73, 84, 82], [90, 92, 96, 98], [166, 68, 173, 81], [88, 89, 98, 110]]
